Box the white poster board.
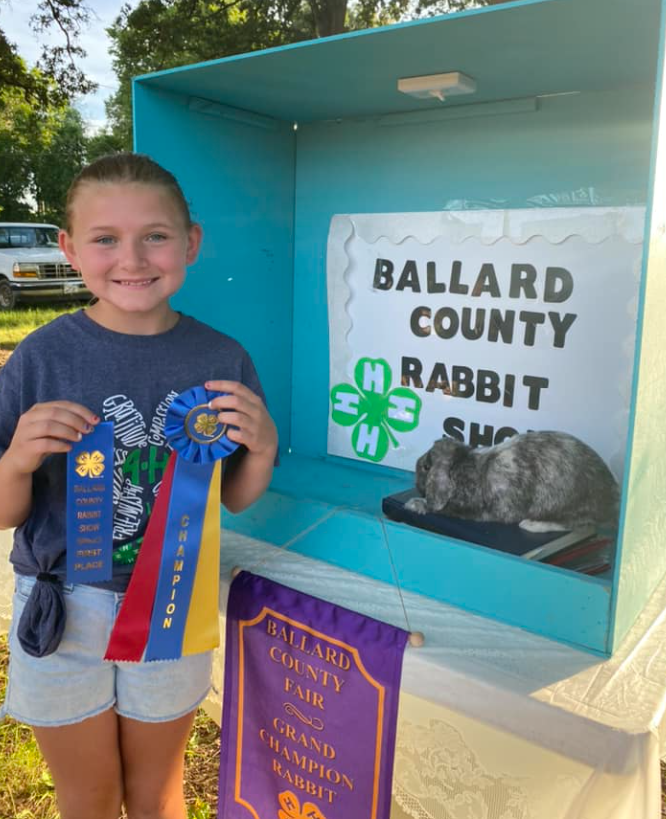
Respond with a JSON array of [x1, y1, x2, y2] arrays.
[[327, 208, 645, 477]]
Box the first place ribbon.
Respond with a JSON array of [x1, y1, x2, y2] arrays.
[[105, 386, 239, 662], [66, 421, 114, 584]]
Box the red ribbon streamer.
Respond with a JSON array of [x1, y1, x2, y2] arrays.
[[104, 452, 177, 662]]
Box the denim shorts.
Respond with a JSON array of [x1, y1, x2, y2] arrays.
[[1, 574, 213, 728]]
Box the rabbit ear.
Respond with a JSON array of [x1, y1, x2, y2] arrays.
[[425, 461, 453, 512]]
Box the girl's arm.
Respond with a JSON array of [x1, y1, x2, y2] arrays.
[[223, 448, 276, 513], [0, 457, 33, 529], [205, 381, 278, 514], [0, 401, 98, 529]]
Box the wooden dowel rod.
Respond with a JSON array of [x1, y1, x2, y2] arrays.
[[408, 631, 425, 648]]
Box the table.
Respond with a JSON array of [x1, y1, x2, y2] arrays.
[[206, 531, 666, 819]]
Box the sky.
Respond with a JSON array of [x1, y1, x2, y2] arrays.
[[1, 0, 121, 131]]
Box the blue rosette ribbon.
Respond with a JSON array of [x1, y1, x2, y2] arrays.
[[164, 385, 240, 463]]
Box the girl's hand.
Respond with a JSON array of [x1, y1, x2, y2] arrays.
[[5, 401, 99, 476], [205, 381, 277, 461]]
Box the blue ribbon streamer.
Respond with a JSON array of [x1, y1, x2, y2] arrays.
[[66, 421, 114, 584], [144, 457, 214, 660]]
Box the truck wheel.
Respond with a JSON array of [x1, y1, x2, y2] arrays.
[[0, 280, 16, 310]]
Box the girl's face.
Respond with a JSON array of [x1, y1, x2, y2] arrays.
[[59, 181, 202, 334]]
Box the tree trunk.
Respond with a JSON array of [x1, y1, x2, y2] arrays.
[[309, 0, 348, 37]]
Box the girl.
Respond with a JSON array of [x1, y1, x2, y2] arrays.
[[0, 153, 278, 819]]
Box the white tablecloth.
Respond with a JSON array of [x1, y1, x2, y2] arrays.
[[206, 530, 666, 819]]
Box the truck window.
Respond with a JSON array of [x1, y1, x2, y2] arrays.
[[0, 227, 59, 248], [35, 228, 59, 247]]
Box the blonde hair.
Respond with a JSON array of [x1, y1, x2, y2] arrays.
[[65, 153, 193, 233]]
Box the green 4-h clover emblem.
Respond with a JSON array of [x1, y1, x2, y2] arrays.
[[330, 357, 422, 462]]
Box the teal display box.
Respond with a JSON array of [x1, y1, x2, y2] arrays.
[[133, 0, 666, 655]]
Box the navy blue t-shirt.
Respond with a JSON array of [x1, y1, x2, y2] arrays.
[[0, 309, 267, 592]]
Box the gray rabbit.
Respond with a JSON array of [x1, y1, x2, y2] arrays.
[[405, 431, 620, 532]]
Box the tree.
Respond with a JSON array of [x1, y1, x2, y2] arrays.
[[412, 0, 492, 16], [0, 88, 46, 220], [33, 107, 88, 223], [0, 30, 52, 106], [0, 0, 96, 105], [0, 0, 97, 221], [86, 129, 125, 163], [0, 85, 87, 223], [106, 0, 486, 149], [106, 0, 317, 149]]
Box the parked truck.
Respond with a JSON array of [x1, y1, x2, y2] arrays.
[[0, 222, 90, 310]]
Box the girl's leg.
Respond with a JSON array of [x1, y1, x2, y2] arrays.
[[119, 709, 197, 819], [32, 707, 124, 819]]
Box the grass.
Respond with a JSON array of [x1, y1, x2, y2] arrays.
[[0, 637, 58, 819], [0, 302, 83, 353]]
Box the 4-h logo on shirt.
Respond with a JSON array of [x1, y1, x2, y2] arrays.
[[103, 390, 178, 566], [330, 357, 421, 462]]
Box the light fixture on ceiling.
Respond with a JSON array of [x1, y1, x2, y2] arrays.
[[397, 71, 477, 102]]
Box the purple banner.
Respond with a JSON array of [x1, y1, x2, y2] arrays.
[[218, 571, 408, 819]]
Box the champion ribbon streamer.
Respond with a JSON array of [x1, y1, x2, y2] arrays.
[[104, 386, 239, 662]]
